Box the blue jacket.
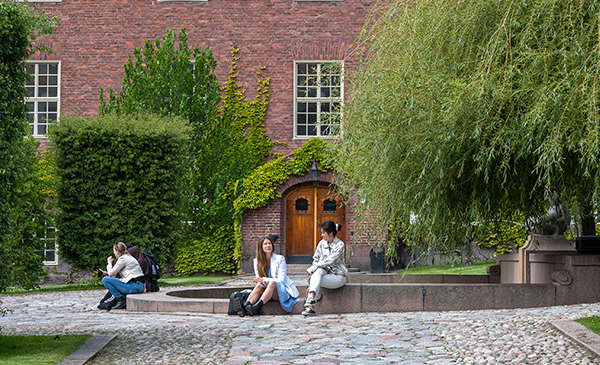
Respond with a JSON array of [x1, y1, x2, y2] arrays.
[[253, 253, 300, 298]]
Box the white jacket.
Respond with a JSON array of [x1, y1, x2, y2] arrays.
[[107, 254, 144, 283], [253, 253, 300, 298], [307, 236, 348, 276]]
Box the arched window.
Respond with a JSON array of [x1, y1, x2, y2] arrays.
[[323, 198, 337, 212], [295, 197, 309, 211]]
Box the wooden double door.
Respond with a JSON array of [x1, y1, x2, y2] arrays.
[[285, 186, 346, 258]]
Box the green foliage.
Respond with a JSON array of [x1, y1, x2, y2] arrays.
[[1, 137, 48, 291], [99, 28, 220, 127], [222, 48, 274, 179], [338, 0, 600, 251], [38, 147, 57, 199], [0, 1, 57, 294], [398, 260, 495, 275], [99, 28, 226, 232], [50, 113, 191, 271], [158, 275, 230, 286], [189, 47, 276, 232], [97, 31, 275, 275], [475, 220, 528, 255], [175, 226, 236, 275], [234, 138, 335, 214]]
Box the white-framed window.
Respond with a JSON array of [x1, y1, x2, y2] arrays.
[[294, 61, 343, 138], [40, 224, 58, 265], [25, 62, 60, 137]]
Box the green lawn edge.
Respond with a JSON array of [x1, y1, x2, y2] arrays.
[[0, 334, 91, 365], [576, 316, 600, 336], [396, 261, 495, 275]]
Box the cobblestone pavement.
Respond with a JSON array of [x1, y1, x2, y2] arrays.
[[1, 287, 599, 364]]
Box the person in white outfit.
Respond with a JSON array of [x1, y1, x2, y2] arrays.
[[100, 241, 146, 310], [302, 221, 347, 316], [233, 234, 300, 316]]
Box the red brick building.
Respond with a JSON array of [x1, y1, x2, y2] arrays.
[[26, 0, 381, 272]]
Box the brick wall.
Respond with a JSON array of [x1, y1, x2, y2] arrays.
[[27, 0, 383, 272], [28, 0, 373, 155]]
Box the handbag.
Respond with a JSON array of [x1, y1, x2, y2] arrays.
[[227, 289, 252, 315]]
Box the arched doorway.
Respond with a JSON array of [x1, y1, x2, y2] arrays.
[[285, 185, 346, 263]]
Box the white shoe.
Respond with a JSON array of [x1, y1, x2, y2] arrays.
[[304, 297, 317, 307], [302, 307, 316, 316]]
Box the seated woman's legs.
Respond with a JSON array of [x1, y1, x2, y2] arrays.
[[244, 282, 279, 316], [307, 268, 327, 300], [101, 277, 144, 310], [102, 276, 127, 299], [320, 273, 346, 291], [303, 269, 346, 316], [246, 284, 265, 305]]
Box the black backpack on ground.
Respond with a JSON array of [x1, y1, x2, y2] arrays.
[[227, 289, 252, 315], [97, 291, 115, 310], [143, 251, 160, 292]]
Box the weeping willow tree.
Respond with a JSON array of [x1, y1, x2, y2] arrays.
[[337, 0, 600, 252]]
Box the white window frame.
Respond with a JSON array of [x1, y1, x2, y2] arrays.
[[294, 60, 344, 139], [25, 61, 61, 137], [41, 226, 58, 266]]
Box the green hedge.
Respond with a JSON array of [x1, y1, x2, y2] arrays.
[[175, 225, 236, 275], [51, 113, 191, 271]]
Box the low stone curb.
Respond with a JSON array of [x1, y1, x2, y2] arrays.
[[57, 334, 116, 365], [550, 320, 600, 357]]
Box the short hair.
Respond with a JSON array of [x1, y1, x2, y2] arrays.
[[320, 221, 342, 237]]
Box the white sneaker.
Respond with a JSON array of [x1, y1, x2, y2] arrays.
[[302, 307, 316, 316], [304, 297, 317, 307]]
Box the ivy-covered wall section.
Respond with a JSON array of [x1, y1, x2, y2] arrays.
[[234, 137, 334, 215], [51, 113, 190, 271]]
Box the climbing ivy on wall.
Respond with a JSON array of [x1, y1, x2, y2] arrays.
[[233, 137, 335, 215], [230, 138, 336, 271], [174, 47, 278, 275]]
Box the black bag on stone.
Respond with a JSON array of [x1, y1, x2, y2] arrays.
[[227, 289, 252, 315], [97, 290, 117, 310], [143, 251, 161, 292]]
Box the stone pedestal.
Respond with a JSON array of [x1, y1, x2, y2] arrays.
[[518, 234, 576, 284]]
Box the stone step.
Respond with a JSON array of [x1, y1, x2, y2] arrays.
[[286, 264, 309, 275], [286, 265, 362, 275]]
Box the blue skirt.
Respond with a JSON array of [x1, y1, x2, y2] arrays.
[[276, 281, 299, 312]]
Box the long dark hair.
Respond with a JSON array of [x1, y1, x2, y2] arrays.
[[255, 237, 274, 278], [321, 221, 341, 237]]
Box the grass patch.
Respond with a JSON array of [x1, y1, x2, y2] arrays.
[[0, 334, 91, 365], [2, 275, 231, 295], [3, 282, 104, 295], [576, 316, 600, 336], [158, 275, 231, 286], [397, 261, 495, 275]]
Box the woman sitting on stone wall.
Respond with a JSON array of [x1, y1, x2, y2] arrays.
[[303, 221, 347, 316], [233, 234, 299, 316]]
